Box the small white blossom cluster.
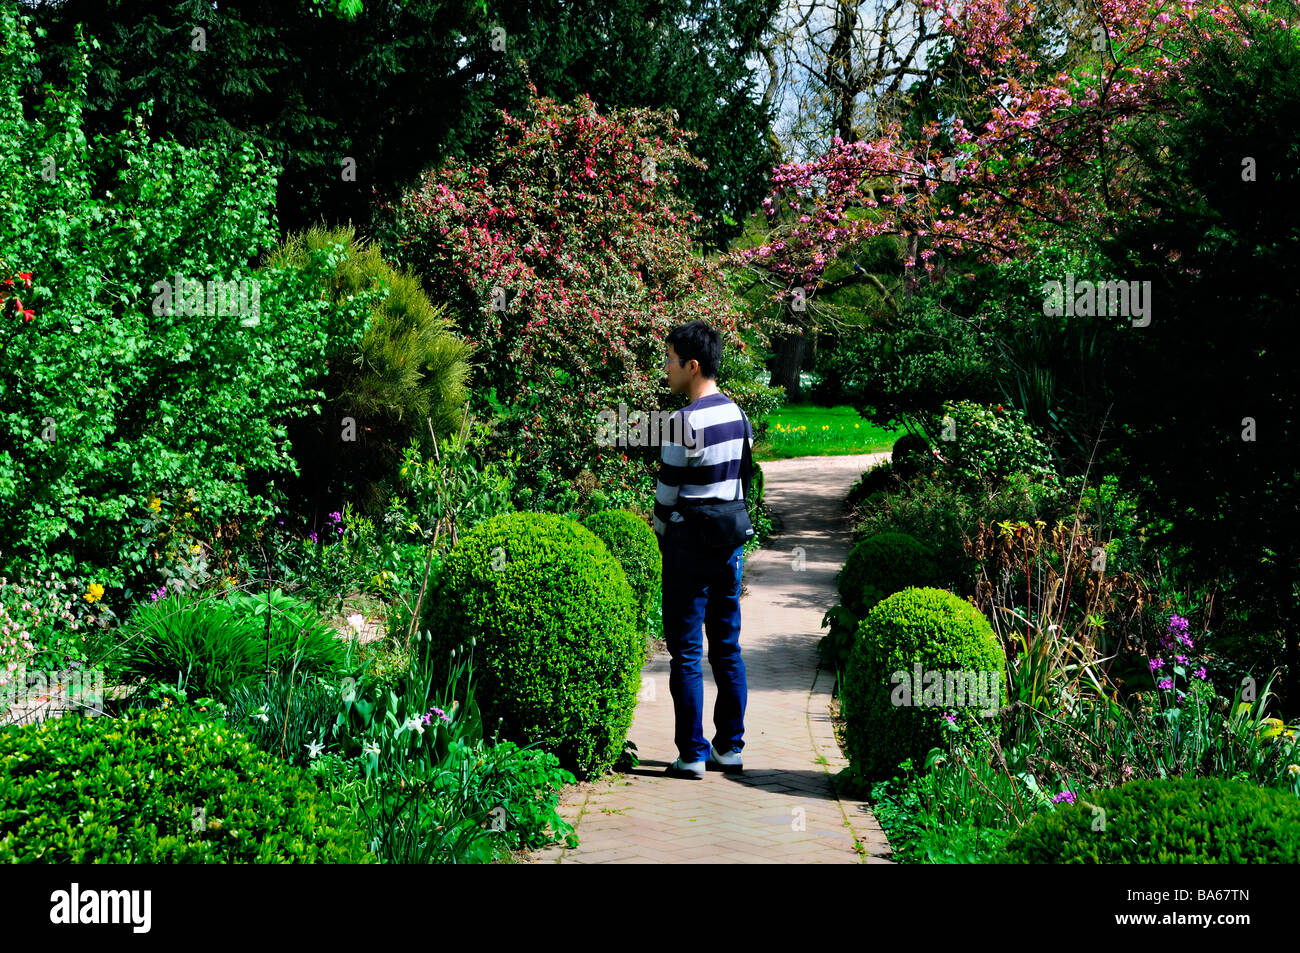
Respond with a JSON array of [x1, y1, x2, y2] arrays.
[[0, 574, 83, 690]]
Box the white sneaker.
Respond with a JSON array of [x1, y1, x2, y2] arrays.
[[666, 758, 706, 780], [708, 743, 743, 774]]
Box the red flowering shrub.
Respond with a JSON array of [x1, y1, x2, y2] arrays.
[[377, 90, 774, 500]]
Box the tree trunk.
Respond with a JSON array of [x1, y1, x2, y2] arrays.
[[769, 330, 807, 401]]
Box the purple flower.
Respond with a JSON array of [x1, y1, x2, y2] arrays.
[[1193, 667, 1207, 681], [1149, 657, 1164, 672], [943, 713, 957, 725], [149, 586, 167, 602], [422, 706, 452, 726], [308, 531, 318, 544], [1052, 791, 1076, 804], [1158, 678, 1174, 690], [327, 511, 342, 524]]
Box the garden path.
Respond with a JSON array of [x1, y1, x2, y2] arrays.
[[525, 452, 895, 864]]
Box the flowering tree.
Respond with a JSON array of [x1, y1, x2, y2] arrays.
[[726, 0, 1283, 306], [380, 90, 777, 500]]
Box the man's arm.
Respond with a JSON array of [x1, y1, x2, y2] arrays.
[[653, 407, 703, 536]]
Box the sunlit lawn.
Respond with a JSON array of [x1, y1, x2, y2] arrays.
[[755, 403, 907, 461]]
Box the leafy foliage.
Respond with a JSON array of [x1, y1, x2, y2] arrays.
[[0, 13, 372, 590], [1000, 777, 1300, 864], [0, 707, 373, 863], [110, 590, 352, 701]]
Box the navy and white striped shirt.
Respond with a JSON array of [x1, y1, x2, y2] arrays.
[[653, 391, 753, 537]]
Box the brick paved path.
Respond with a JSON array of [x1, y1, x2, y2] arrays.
[[526, 453, 894, 864]]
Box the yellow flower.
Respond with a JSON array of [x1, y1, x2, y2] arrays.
[[148, 496, 162, 513], [190, 544, 201, 555], [83, 582, 104, 604]]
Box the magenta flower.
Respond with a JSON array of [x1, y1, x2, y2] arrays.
[[1149, 658, 1164, 672], [1052, 791, 1076, 804], [1158, 678, 1174, 690], [149, 586, 167, 602], [421, 707, 452, 726], [1193, 667, 1207, 681]]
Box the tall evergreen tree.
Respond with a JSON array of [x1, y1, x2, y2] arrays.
[[25, 0, 779, 246]]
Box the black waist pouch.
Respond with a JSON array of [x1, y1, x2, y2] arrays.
[[673, 499, 754, 552]]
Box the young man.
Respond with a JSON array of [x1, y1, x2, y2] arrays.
[[655, 320, 751, 780]]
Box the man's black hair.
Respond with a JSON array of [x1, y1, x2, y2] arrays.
[[666, 320, 722, 379]]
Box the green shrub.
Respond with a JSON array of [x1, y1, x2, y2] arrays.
[[0, 708, 373, 862], [891, 433, 934, 478], [265, 226, 472, 512], [851, 469, 1068, 594], [932, 400, 1056, 489], [843, 587, 1007, 780], [1000, 777, 1300, 864], [0, 13, 378, 589], [846, 461, 900, 512], [581, 510, 661, 634], [423, 512, 643, 779], [112, 590, 352, 701], [838, 532, 941, 617]]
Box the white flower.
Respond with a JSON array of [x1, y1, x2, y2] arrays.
[[252, 705, 270, 724], [346, 613, 365, 635], [402, 717, 425, 736], [361, 740, 380, 757], [305, 739, 325, 758]]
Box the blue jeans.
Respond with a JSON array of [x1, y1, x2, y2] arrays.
[[660, 537, 747, 763]]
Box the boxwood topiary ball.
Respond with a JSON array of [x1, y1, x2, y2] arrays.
[[581, 509, 661, 635], [837, 531, 941, 617], [1000, 777, 1300, 863], [842, 586, 1006, 781], [424, 511, 643, 780]]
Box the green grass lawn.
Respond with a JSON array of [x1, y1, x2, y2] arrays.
[[754, 403, 907, 461]]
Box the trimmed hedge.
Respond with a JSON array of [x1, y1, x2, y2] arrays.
[[424, 512, 643, 780], [581, 509, 661, 633], [1001, 777, 1300, 863], [843, 587, 1006, 780], [838, 532, 941, 617], [0, 709, 373, 863]]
